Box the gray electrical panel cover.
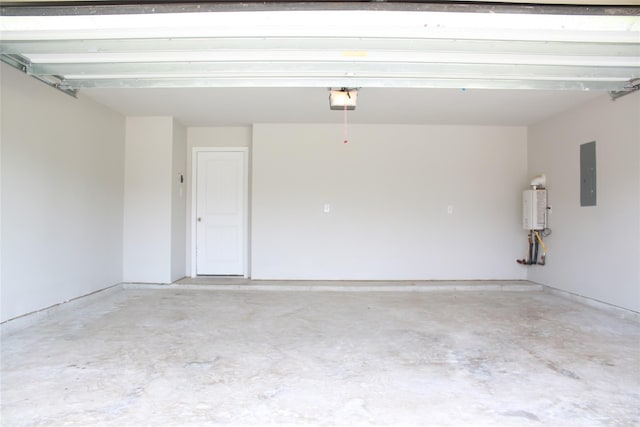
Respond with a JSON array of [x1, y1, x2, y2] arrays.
[[580, 141, 596, 206]]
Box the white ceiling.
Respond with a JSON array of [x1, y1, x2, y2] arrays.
[[81, 87, 605, 127]]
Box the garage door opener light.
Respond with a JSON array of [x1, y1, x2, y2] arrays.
[[329, 88, 357, 111]]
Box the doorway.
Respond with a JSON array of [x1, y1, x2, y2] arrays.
[[192, 148, 248, 277]]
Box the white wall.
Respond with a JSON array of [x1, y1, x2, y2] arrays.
[[123, 117, 188, 283], [188, 127, 252, 149], [252, 124, 527, 280], [1, 63, 125, 322], [528, 93, 640, 312], [123, 117, 173, 283], [171, 120, 187, 282], [185, 127, 251, 276]]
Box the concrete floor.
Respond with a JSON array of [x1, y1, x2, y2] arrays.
[[1, 286, 639, 426]]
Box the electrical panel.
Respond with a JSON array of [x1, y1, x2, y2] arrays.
[[523, 189, 547, 230], [580, 141, 597, 206]]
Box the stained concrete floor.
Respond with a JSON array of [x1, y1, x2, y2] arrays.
[[1, 286, 639, 426]]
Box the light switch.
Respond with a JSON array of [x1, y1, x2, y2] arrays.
[[323, 203, 331, 213], [447, 205, 454, 214]]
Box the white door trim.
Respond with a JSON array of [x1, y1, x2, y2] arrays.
[[191, 147, 249, 278]]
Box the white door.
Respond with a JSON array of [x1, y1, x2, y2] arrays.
[[195, 150, 246, 275]]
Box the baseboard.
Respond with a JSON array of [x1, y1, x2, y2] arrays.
[[124, 280, 543, 292], [542, 285, 640, 322], [1, 283, 124, 337]]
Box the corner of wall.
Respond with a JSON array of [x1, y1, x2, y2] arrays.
[[171, 119, 188, 282], [526, 92, 640, 312]]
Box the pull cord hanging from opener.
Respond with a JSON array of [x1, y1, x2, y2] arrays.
[[329, 88, 358, 144], [342, 88, 351, 144], [344, 103, 349, 144]]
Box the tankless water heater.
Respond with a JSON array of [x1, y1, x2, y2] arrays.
[[523, 189, 547, 230]]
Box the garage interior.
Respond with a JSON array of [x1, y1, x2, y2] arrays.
[[1, 1, 639, 425]]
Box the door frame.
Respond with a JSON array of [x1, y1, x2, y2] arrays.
[[191, 147, 249, 278]]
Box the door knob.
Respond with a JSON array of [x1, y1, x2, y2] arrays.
[[197, 217, 202, 222]]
